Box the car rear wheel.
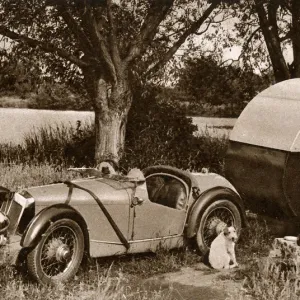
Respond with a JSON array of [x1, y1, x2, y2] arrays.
[[27, 218, 84, 285], [196, 199, 242, 254]]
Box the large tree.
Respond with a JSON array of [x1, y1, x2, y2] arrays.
[[235, 0, 300, 82], [0, 0, 230, 164]]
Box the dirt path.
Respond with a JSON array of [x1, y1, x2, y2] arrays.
[[141, 263, 245, 300]]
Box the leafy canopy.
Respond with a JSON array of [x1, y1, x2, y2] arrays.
[[0, 0, 240, 90]]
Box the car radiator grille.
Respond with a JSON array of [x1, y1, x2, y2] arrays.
[[1, 195, 23, 235]]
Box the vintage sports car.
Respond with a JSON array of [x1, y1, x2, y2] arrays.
[[0, 165, 246, 284]]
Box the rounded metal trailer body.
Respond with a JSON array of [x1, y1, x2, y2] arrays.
[[225, 79, 300, 218]]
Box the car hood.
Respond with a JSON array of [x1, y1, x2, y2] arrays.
[[26, 177, 135, 207]]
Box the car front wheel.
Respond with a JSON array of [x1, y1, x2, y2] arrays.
[[27, 218, 84, 285], [196, 199, 242, 254]]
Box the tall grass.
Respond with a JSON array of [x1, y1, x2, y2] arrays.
[[0, 122, 228, 173], [0, 231, 200, 299], [0, 121, 94, 167], [0, 163, 79, 190], [0, 267, 174, 300], [229, 259, 300, 299], [224, 217, 300, 299]]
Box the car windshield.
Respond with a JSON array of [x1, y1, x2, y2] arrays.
[[67, 167, 143, 183]]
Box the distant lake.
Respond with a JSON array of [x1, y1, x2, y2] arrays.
[[0, 108, 236, 145], [191, 116, 236, 138]]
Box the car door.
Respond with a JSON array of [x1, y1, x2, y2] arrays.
[[131, 174, 189, 241]]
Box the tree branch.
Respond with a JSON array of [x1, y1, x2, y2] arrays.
[[124, 0, 174, 64], [254, 0, 290, 81], [145, 0, 220, 77], [194, 17, 213, 36], [291, 0, 300, 77], [0, 26, 89, 68], [268, 0, 280, 43], [242, 26, 261, 51], [107, 0, 122, 78], [54, 1, 94, 55], [229, 26, 262, 66], [82, 5, 117, 82]]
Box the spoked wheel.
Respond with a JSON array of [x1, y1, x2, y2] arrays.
[[27, 218, 84, 285], [196, 199, 242, 254]]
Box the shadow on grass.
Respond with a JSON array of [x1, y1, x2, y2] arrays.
[[78, 247, 201, 282]]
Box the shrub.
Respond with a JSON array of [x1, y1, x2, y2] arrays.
[[121, 85, 228, 173], [62, 84, 209, 170]]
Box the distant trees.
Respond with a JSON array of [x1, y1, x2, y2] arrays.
[[175, 55, 270, 116], [0, 51, 42, 97]]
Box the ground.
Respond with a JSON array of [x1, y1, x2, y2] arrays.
[[141, 262, 245, 300]]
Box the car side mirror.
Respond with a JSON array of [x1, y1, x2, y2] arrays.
[[131, 196, 144, 207]]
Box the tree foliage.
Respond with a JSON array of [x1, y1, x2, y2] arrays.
[[0, 49, 43, 97], [175, 55, 270, 116], [29, 83, 92, 110], [0, 0, 236, 85]]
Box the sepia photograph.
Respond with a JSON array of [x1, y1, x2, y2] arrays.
[[0, 0, 299, 299]]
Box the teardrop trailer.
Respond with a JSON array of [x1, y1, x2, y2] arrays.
[[225, 78, 300, 220], [225, 78, 300, 267]]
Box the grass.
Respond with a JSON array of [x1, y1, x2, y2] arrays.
[[0, 206, 288, 300], [0, 122, 94, 167], [0, 235, 199, 299], [0, 118, 229, 174], [0, 163, 79, 191], [0, 263, 175, 300]]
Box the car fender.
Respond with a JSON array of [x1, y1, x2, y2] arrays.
[[186, 186, 247, 239], [21, 203, 89, 251]]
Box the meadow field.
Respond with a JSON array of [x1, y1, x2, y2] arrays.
[[0, 108, 234, 145]]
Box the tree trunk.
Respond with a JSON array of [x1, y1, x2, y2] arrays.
[[84, 69, 132, 165], [94, 109, 127, 164], [291, 0, 300, 78], [255, 0, 290, 82]]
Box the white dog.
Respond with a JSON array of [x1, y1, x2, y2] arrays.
[[208, 226, 239, 270]]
